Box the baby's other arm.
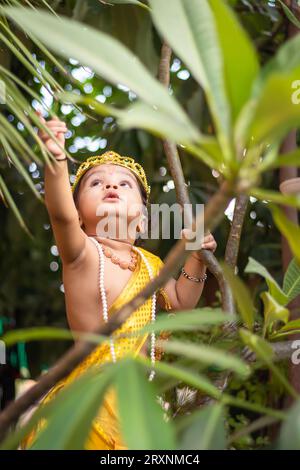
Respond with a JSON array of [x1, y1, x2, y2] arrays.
[[157, 232, 217, 311], [38, 114, 86, 265]]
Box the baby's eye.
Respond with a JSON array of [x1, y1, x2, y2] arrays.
[[91, 179, 103, 187], [120, 180, 132, 188]]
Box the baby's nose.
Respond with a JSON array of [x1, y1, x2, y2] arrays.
[[105, 183, 118, 189]]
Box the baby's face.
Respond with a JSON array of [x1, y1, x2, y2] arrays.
[[76, 163, 145, 236]]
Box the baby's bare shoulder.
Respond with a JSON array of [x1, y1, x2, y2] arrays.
[[62, 235, 97, 271]]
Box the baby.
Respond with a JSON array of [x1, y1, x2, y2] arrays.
[[22, 114, 217, 449], [39, 114, 216, 331]]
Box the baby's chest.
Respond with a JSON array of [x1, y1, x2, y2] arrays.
[[104, 262, 133, 303], [63, 254, 134, 309]]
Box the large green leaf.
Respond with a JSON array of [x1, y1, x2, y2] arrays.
[[3, 7, 200, 145], [278, 399, 300, 449], [160, 339, 250, 378], [1, 365, 114, 450], [208, 0, 259, 123], [30, 367, 114, 450], [58, 92, 212, 158], [115, 358, 176, 450], [245, 257, 289, 306], [116, 101, 204, 148], [283, 258, 300, 303], [178, 404, 226, 450], [149, 0, 232, 158], [138, 308, 231, 335], [236, 33, 300, 147]]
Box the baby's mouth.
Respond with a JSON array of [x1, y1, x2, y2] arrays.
[[103, 191, 121, 202]]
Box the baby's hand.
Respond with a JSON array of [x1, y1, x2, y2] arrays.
[[181, 229, 217, 254], [37, 112, 68, 158], [201, 232, 217, 253]]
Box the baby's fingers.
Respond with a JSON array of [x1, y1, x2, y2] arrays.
[[35, 109, 46, 124], [46, 120, 67, 129], [39, 128, 66, 141]]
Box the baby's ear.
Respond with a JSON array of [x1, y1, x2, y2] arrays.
[[78, 213, 84, 228], [138, 214, 147, 234]]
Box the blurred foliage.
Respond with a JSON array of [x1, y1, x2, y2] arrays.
[[0, 0, 300, 449], [0, 0, 291, 374]]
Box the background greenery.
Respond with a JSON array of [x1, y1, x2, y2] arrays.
[[0, 0, 300, 450]]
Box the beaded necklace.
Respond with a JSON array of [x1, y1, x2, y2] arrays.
[[89, 237, 156, 381]]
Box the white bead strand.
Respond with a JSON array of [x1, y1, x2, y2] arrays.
[[89, 237, 157, 381], [132, 245, 157, 381]]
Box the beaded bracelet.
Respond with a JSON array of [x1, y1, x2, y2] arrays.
[[55, 156, 67, 161], [181, 267, 207, 283]]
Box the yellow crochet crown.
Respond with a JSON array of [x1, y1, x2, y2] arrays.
[[71, 151, 151, 200]]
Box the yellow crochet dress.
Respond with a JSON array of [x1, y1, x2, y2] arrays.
[[21, 246, 172, 450]]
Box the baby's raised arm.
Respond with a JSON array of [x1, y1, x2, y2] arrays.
[[38, 114, 86, 265]]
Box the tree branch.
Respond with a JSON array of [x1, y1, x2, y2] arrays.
[[158, 42, 235, 315], [225, 194, 249, 269]]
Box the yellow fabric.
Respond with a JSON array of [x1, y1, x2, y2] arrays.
[[21, 247, 172, 450]]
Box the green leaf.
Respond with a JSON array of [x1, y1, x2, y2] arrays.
[[249, 188, 300, 210], [160, 339, 250, 378], [260, 292, 289, 337], [283, 258, 300, 303], [239, 329, 298, 398], [278, 0, 300, 29], [245, 257, 289, 306], [1, 327, 107, 347], [270, 204, 300, 265], [115, 358, 176, 450], [271, 318, 300, 339], [268, 148, 300, 169], [221, 263, 255, 330], [278, 399, 300, 449], [236, 33, 300, 146], [208, 0, 259, 123], [239, 329, 274, 362], [116, 101, 203, 147], [30, 367, 114, 449], [178, 404, 226, 450], [3, 7, 200, 144], [57, 92, 210, 154], [149, 0, 232, 158], [0, 365, 114, 450], [145, 359, 221, 399], [138, 308, 231, 335]]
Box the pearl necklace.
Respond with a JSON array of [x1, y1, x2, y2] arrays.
[[89, 237, 157, 381]]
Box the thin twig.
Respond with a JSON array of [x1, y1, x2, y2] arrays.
[[158, 42, 235, 315]]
